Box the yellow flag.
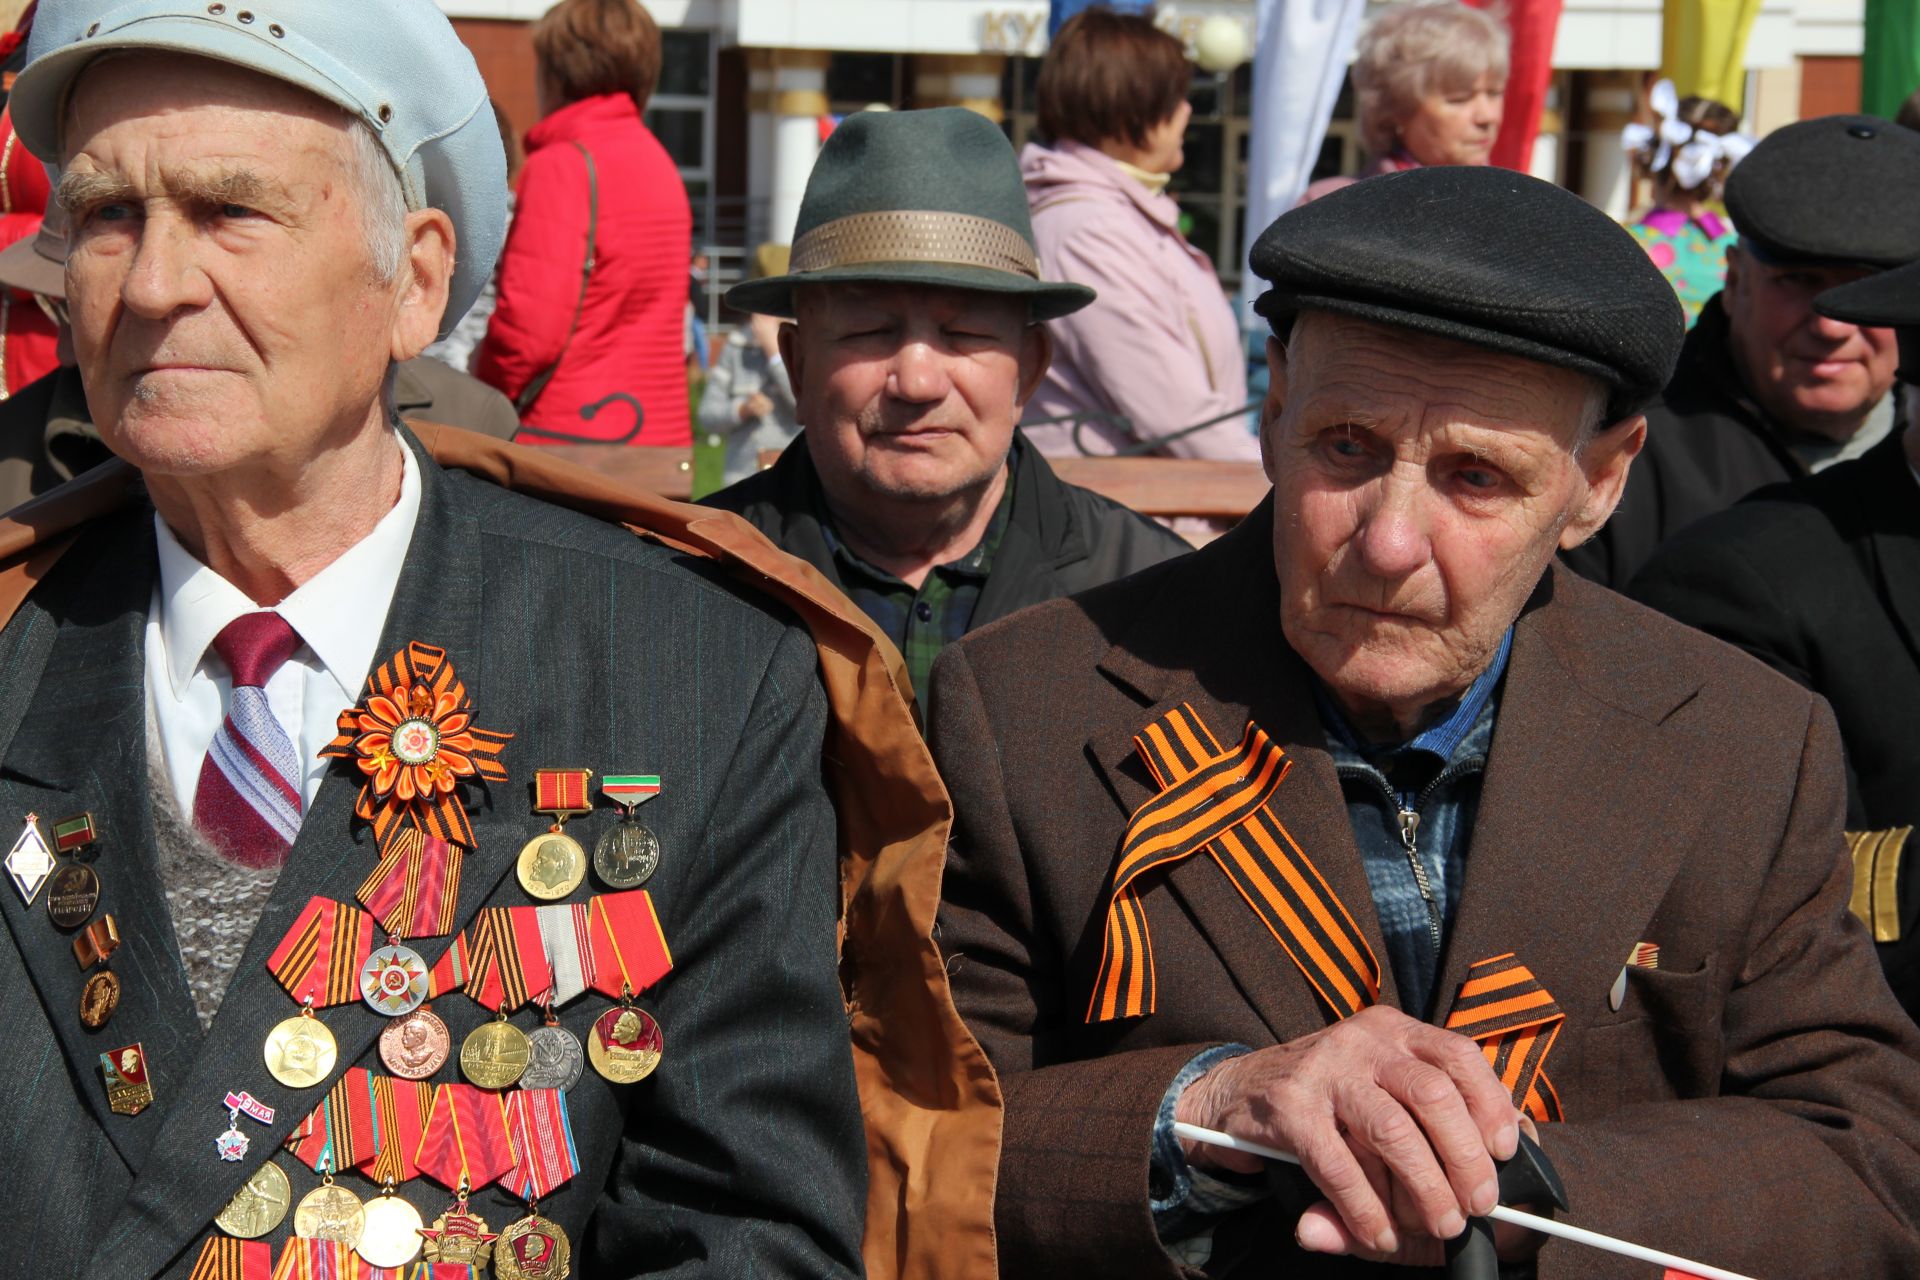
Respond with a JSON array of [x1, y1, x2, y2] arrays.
[[1660, 0, 1765, 109]]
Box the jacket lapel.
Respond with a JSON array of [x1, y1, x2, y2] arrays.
[[1850, 434, 1920, 664], [0, 508, 200, 1174], [95, 434, 535, 1278], [1433, 567, 1711, 1041], [973, 438, 1084, 628], [1082, 505, 1397, 1042]]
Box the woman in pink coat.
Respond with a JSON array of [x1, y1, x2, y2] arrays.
[[473, 0, 692, 446], [1020, 8, 1255, 461]]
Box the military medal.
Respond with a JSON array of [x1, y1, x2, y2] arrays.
[[504, 1087, 581, 1203], [420, 1193, 497, 1266], [265, 897, 375, 1088], [588, 1003, 663, 1084], [461, 1014, 532, 1089], [521, 1011, 585, 1093], [593, 775, 661, 889], [6, 812, 53, 905], [265, 1005, 339, 1089], [45, 812, 100, 929], [100, 1042, 153, 1115], [356, 1186, 425, 1267], [359, 940, 430, 1016], [73, 913, 125, 1030], [214, 1160, 292, 1239], [494, 1212, 573, 1280], [417, 1084, 518, 1214], [293, 1164, 366, 1245], [517, 769, 592, 901], [380, 1005, 452, 1079]]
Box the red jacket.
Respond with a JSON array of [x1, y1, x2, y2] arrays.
[[0, 106, 58, 399], [474, 93, 692, 446]]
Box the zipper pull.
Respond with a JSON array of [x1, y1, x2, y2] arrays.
[[1397, 808, 1420, 853]]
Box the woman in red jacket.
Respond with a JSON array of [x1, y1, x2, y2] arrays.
[[474, 0, 693, 445]]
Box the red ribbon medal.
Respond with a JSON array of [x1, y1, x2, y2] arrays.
[[320, 641, 511, 856], [188, 1239, 272, 1280], [358, 828, 463, 940], [282, 1067, 377, 1172], [365, 1073, 436, 1187], [503, 1088, 581, 1202], [267, 898, 376, 1008], [416, 1083, 518, 1191], [432, 907, 553, 1013], [588, 891, 673, 998]]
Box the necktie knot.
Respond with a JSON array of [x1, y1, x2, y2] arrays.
[[213, 612, 301, 689]]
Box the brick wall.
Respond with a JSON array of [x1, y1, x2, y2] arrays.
[[1800, 55, 1863, 119], [452, 18, 537, 180]]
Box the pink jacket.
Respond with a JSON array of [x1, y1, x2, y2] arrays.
[[1020, 141, 1256, 460]]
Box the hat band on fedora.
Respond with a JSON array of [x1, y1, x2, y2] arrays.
[[790, 210, 1040, 280]]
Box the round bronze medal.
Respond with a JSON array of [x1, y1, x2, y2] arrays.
[[78, 969, 120, 1029], [380, 1007, 451, 1079], [588, 1005, 663, 1085], [293, 1180, 366, 1244], [45, 862, 99, 929], [266, 1012, 338, 1089], [520, 1024, 586, 1092], [215, 1160, 292, 1239], [422, 1206, 496, 1265], [460, 1018, 531, 1089], [517, 831, 586, 900], [357, 1192, 425, 1266], [593, 821, 659, 889], [494, 1213, 572, 1280], [359, 942, 430, 1017]]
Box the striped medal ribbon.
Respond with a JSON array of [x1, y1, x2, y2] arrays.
[[1443, 953, 1566, 1122], [503, 1088, 581, 1202], [431, 907, 552, 1013], [188, 1240, 272, 1280], [358, 829, 463, 940], [282, 1068, 377, 1173], [268, 898, 376, 1008], [416, 1083, 518, 1193]]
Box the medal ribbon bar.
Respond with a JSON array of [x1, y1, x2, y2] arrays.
[[267, 897, 376, 1007], [504, 1088, 581, 1202], [417, 1083, 517, 1191]]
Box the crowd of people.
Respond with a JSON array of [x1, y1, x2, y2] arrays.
[[1, 0, 1920, 1276]]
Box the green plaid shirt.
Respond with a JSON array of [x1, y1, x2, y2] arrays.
[[819, 478, 1015, 705]]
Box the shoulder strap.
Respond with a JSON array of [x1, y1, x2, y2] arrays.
[[514, 141, 600, 417]]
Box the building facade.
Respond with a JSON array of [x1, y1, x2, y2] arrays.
[[442, 0, 1870, 292]]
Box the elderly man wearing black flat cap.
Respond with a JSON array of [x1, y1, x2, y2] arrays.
[[933, 163, 1920, 1279], [1632, 260, 1920, 1024], [1563, 114, 1920, 589], [704, 107, 1190, 711]]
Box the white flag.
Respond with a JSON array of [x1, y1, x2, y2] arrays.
[[1239, 0, 1368, 315]]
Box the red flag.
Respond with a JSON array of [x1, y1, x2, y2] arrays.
[[1464, 0, 1564, 172]]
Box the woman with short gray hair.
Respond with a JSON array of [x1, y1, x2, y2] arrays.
[[1301, 0, 1509, 203]]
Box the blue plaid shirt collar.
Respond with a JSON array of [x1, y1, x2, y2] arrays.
[[1313, 627, 1514, 770]]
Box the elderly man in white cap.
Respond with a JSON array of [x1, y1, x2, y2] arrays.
[[0, 1, 868, 1275]]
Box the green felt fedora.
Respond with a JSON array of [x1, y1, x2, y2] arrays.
[[726, 107, 1095, 321]]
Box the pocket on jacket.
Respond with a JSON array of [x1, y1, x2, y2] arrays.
[[1577, 953, 1724, 1113]]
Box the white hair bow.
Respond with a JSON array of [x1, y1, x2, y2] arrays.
[[1620, 80, 1754, 190]]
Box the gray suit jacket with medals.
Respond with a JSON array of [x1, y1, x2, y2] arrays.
[[0, 427, 865, 1278]]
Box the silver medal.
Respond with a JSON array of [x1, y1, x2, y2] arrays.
[[519, 1024, 586, 1092]]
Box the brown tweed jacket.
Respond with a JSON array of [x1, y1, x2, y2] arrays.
[[930, 497, 1920, 1279]]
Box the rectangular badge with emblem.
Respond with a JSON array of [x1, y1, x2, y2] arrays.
[[101, 1043, 153, 1116]]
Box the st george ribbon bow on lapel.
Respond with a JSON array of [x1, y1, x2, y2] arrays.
[[1090, 703, 1564, 1121]]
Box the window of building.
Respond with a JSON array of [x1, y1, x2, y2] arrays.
[[647, 29, 716, 240]]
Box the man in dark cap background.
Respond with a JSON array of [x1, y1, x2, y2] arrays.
[[1631, 261, 1920, 1023], [1563, 114, 1920, 589], [703, 107, 1190, 710], [934, 163, 1920, 1278]]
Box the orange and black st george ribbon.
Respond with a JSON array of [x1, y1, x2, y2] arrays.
[[1088, 703, 1564, 1120]]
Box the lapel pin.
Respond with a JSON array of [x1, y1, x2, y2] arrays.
[[5, 813, 53, 906], [595, 775, 662, 889], [46, 811, 100, 929], [100, 1042, 153, 1116]]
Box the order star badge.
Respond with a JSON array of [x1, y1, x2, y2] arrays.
[[321, 641, 510, 854], [6, 813, 54, 905]]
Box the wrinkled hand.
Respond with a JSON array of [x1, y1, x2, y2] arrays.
[[1174, 1005, 1521, 1259]]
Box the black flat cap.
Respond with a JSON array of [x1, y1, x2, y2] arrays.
[[1817, 259, 1920, 382], [1725, 115, 1920, 269], [1250, 166, 1683, 421]]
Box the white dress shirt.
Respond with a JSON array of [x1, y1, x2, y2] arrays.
[[145, 438, 422, 821]]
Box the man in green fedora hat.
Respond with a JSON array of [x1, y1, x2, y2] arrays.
[[705, 106, 1190, 710]]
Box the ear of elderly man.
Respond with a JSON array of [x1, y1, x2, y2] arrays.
[[931, 163, 1920, 1277], [0, 1, 867, 1275]]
